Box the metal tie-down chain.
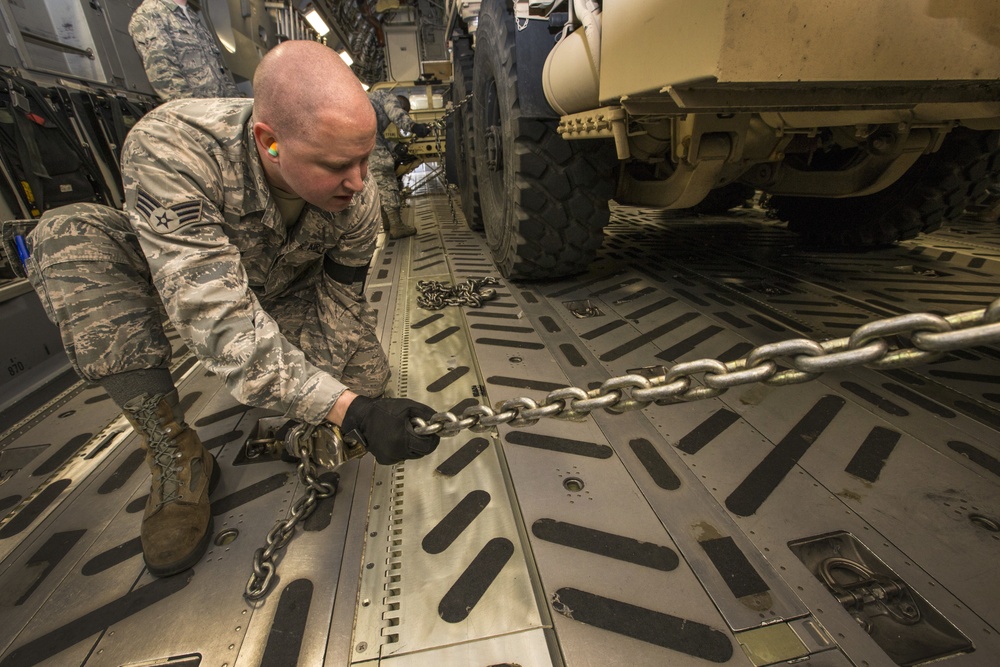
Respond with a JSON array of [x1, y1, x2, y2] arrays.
[[417, 277, 502, 309], [411, 298, 1000, 437], [244, 423, 363, 601], [437, 92, 473, 127], [434, 92, 473, 227]]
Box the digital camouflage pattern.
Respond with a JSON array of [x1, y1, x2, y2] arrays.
[[368, 90, 416, 211], [369, 140, 401, 210], [369, 89, 417, 141], [129, 0, 241, 101], [26, 204, 174, 382], [27, 98, 388, 425]]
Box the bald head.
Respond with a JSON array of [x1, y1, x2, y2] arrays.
[[253, 41, 374, 140]]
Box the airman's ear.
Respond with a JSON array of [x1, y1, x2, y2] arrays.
[[252, 121, 279, 162]]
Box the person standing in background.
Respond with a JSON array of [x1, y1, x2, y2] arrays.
[[129, 0, 243, 101], [367, 90, 431, 239]]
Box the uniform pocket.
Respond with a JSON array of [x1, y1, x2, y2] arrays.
[[1, 219, 38, 279], [24, 253, 58, 323]]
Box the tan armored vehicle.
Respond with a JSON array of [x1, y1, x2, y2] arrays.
[[446, 0, 1000, 279]]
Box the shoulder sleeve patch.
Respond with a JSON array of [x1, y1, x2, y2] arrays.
[[135, 188, 204, 234]]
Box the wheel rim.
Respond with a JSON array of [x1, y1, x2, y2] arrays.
[[484, 126, 503, 172]]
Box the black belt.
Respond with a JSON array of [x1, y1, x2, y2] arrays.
[[324, 255, 370, 286]]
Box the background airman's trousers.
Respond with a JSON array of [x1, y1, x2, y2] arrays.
[[370, 141, 416, 239], [370, 140, 402, 212]]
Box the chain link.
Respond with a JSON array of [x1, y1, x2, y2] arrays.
[[430, 91, 473, 227], [432, 107, 459, 227], [244, 424, 338, 602], [435, 93, 473, 128], [412, 297, 1000, 437], [417, 277, 502, 309]]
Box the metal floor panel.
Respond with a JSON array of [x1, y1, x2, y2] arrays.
[[0, 179, 998, 667]]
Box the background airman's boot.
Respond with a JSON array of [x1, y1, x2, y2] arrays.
[[123, 392, 219, 577], [386, 208, 416, 239]]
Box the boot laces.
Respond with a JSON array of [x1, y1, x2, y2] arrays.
[[131, 400, 183, 507]]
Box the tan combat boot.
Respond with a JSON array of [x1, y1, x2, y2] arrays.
[[386, 208, 416, 239], [123, 393, 218, 577]]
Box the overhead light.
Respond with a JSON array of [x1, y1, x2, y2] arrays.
[[304, 9, 330, 36], [361, 82, 370, 91], [339, 50, 353, 66]]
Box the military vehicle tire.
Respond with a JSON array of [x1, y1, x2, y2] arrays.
[[472, 0, 615, 280], [768, 128, 1000, 247], [452, 35, 482, 230], [965, 176, 1000, 222]]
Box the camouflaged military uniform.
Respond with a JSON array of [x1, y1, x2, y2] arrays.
[[26, 98, 388, 426], [368, 90, 417, 211], [129, 0, 241, 101]]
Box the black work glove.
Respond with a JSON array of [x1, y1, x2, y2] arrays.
[[411, 122, 431, 138], [342, 395, 440, 465]]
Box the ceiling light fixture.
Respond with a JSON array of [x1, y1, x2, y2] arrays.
[[304, 9, 330, 37]]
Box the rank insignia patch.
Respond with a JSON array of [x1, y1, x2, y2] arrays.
[[135, 188, 203, 234]]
